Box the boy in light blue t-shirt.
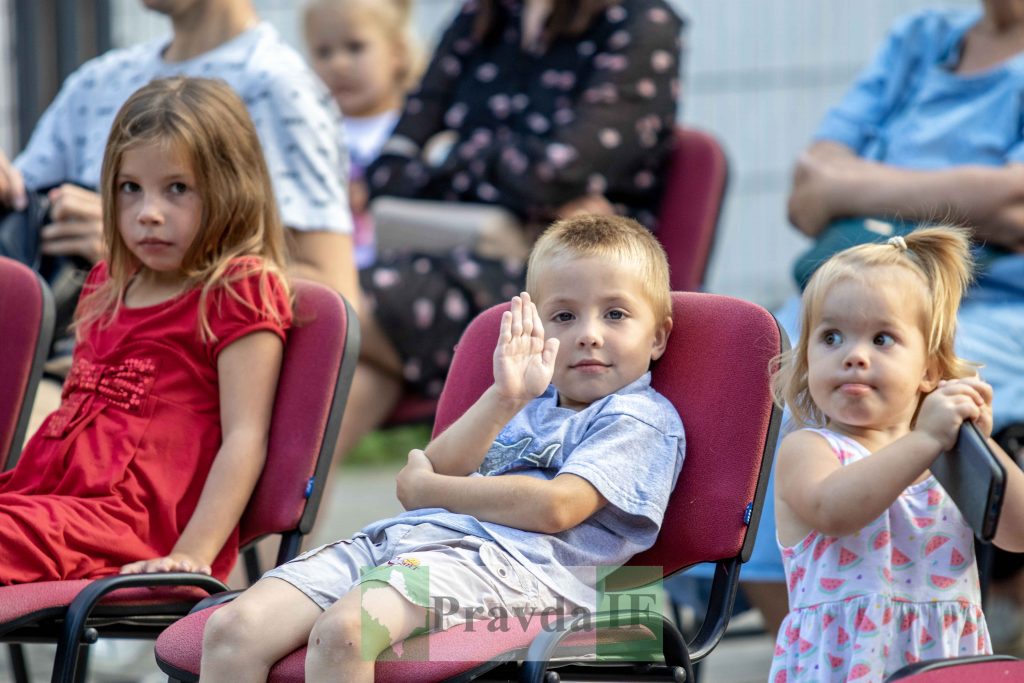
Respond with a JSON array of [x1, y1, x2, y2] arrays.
[[200, 215, 686, 683]]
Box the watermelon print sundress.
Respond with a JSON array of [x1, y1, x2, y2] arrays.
[[769, 428, 991, 683]]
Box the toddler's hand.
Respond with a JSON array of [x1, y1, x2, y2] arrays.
[[916, 379, 988, 451], [493, 293, 559, 403], [119, 553, 211, 576], [941, 376, 994, 437], [396, 449, 436, 510]]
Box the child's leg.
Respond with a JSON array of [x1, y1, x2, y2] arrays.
[[305, 579, 427, 683], [200, 577, 322, 682]]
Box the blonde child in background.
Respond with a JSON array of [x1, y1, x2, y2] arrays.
[[304, 0, 422, 267], [768, 227, 1024, 682], [0, 77, 291, 584]]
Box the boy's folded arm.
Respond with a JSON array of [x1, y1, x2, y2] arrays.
[[122, 331, 283, 574], [409, 465, 606, 534], [424, 385, 529, 475]]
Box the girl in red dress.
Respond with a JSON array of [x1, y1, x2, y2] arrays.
[[0, 77, 292, 584]]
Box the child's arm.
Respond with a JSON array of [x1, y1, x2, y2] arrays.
[[423, 292, 559, 476], [120, 331, 284, 575], [777, 380, 987, 539], [397, 449, 607, 534]]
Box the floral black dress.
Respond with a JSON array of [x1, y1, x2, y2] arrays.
[[361, 0, 684, 398]]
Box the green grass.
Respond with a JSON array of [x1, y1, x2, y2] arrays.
[[342, 423, 433, 468]]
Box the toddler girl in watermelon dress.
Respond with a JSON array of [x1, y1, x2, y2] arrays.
[[767, 227, 1024, 682]]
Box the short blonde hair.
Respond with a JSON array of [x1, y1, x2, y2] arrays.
[[526, 214, 672, 322], [772, 226, 975, 427]]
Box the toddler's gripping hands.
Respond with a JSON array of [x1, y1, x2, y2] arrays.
[[493, 293, 559, 404], [916, 376, 992, 452]]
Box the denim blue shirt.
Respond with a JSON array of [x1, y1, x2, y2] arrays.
[[815, 8, 1024, 298], [816, 8, 1024, 169]]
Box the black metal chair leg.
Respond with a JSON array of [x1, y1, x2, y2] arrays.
[[9, 644, 31, 683]]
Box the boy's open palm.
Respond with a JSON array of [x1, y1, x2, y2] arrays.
[[494, 293, 559, 402]]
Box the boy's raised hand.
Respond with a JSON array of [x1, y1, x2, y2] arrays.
[[494, 293, 559, 403]]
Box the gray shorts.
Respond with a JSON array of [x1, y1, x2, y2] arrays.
[[265, 523, 565, 631]]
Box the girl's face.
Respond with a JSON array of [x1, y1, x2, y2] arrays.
[[305, 4, 406, 118], [805, 269, 938, 439], [116, 141, 202, 280]]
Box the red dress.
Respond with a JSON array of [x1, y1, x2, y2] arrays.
[[0, 259, 290, 584]]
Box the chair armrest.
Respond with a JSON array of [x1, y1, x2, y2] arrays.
[[55, 573, 228, 682]]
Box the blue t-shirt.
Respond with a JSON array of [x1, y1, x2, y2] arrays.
[[15, 23, 352, 235], [814, 7, 1024, 297], [361, 372, 685, 609]]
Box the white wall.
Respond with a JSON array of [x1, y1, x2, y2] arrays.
[[12, 0, 978, 307]]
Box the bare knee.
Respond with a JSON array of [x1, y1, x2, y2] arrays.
[[307, 603, 367, 663], [202, 601, 268, 664]]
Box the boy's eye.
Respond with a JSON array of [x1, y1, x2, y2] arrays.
[[118, 181, 140, 193], [553, 312, 574, 322], [606, 310, 625, 320], [874, 333, 895, 347], [823, 330, 843, 346], [169, 182, 189, 195], [345, 40, 367, 54]]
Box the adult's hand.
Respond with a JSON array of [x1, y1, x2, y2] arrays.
[[787, 141, 864, 238], [0, 150, 27, 211], [42, 184, 106, 263]]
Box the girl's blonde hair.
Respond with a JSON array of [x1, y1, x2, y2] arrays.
[[78, 76, 290, 341], [526, 215, 672, 323], [304, 0, 424, 92], [772, 226, 975, 427]]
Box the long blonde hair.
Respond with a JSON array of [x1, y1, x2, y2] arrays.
[[78, 76, 289, 341], [772, 226, 975, 427]]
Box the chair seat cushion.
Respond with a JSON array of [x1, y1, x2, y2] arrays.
[[155, 605, 656, 682], [0, 580, 210, 637]]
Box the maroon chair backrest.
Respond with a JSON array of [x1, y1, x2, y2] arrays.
[[238, 280, 358, 545], [0, 257, 54, 470], [434, 292, 781, 578], [656, 127, 729, 292]]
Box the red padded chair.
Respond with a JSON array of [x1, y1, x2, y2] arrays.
[[884, 655, 1024, 682], [0, 256, 55, 681], [154, 290, 783, 682], [657, 127, 729, 292], [382, 126, 730, 428], [0, 280, 359, 683], [0, 256, 55, 469]]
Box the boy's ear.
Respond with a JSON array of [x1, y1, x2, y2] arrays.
[[650, 316, 672, 362]]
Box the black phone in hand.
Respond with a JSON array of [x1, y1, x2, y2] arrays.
[[930, 422, 1006, 542]]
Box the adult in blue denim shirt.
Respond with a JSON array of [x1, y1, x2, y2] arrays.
[[756, 1, 1024, 637]]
